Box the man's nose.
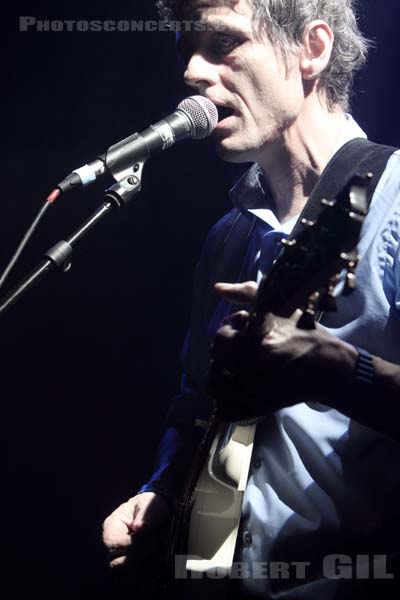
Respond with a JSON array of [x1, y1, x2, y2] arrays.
[[184, 52, 219, 93]]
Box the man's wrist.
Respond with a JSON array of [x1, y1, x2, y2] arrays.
[[322, 336, 358, 384], [138, 483, 176, 512]]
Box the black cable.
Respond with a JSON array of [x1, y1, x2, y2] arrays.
[[0, 200, 52, 293]]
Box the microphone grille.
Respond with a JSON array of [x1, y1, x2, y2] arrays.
[[177, 96, 218, 139]]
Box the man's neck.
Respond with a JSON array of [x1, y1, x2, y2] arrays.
[[258, 102, 348, 224]]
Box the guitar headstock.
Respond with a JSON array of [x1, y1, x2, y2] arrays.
[[253, 173, 371, 327]]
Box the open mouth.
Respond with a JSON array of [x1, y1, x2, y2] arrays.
[[217, 105, 236, 122]]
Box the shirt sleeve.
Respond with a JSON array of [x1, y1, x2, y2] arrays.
[[165, 208, 242, 428]]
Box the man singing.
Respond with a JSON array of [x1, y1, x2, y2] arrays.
[[103, 1, 400, 597]]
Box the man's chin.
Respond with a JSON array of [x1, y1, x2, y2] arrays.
[[213, 139, 255, 164]]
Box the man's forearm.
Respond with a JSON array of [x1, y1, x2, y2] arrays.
[[329, 350, 400, 441], [139, 424, 204, 508]]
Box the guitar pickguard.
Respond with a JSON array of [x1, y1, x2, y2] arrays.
[[186, 423, 256, 574]]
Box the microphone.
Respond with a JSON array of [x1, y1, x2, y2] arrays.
[[56, 96, 218, 194]]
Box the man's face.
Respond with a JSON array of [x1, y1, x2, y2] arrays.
[[179, 0, 306, 163]]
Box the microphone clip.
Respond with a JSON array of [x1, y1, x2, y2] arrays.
[[104, 160, 146, 209]]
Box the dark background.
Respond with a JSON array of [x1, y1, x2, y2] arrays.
[[1, 1, 399, 598]]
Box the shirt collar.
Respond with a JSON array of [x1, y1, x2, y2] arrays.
[[229, 115, 368, 231]]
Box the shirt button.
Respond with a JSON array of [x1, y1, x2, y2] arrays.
[[253, 458, 262, 470], [244, 531, 252, 546]]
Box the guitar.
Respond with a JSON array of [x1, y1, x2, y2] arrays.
[[166, 173, 370, 594]]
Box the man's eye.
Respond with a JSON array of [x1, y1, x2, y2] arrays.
[[212, 35, 240, 55]]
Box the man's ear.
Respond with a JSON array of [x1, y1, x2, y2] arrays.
[[300, 20, 334, 80]]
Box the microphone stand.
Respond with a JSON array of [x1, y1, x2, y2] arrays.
[[0, 165, 145, 319]]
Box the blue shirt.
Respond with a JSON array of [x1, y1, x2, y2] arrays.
[[141, 126, 400, 597], [211, 148, 400, 598]]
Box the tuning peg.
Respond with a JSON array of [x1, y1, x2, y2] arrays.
[[280, 238, 297, 247], [364, 172, 373, 184], [301, 218, 316, 227], [321, 198, 336, 208], [342, 256, 359, 296], [343, 272, 357, 295]]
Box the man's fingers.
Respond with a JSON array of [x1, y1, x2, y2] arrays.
[[221, 310, 250, 330], [103, 493, 173, 571], [130, 514, 149, 534], [215, 281, 258, 304], [109, 555, 127, 568], [129, 499, 141, 531]]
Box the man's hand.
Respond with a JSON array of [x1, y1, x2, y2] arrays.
[[209, 281, 357, 421], [102, 492, 172, 568]]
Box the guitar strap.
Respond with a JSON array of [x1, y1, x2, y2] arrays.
[[287, 138, 398, 243]]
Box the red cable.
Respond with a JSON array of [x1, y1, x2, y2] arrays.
[[47, 188, 61, 204]]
